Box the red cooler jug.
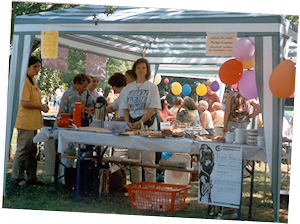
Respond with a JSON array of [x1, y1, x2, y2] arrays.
[[73, 102, 84, 127]]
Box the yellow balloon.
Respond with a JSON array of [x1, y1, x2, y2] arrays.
[[242, 59, 253, 69], [153, 74, 161, 85], [196, 84, 207, 96], [171, 82, 182, 95]]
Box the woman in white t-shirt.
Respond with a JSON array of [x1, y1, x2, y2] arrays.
[[119, 58, 161, 183], [120, 58, 161, 130]]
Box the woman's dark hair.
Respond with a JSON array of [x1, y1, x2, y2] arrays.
[[73, 73, 91, 85], [132, 58, 151, 80], [108, 72, 126, 87], [28, 55, 41, 67], [160, 99, 167, 110], [125, 70, 133, 77]]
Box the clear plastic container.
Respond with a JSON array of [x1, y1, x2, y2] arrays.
[[104, 121, 129, 133]]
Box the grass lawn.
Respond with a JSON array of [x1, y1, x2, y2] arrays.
[[3, 158, 290, 222]]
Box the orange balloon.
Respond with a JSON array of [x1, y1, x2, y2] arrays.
[[242, 59, 253, 69], [219, 59, 243, 85], [269, 60, 295, 98]]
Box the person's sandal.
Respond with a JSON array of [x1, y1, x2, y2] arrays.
[[27, 179, 46, 186], [14, 179, 27, 186]]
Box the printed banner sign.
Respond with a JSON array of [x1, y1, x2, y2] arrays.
[[206, 33, 237, 56], [198, 143, 242, 209], [42, 30, 59, 59], [86, 53, 107, 79], [42, 47, 69, 72]]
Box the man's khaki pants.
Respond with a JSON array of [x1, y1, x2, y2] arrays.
[[129, 149, 156, 183], [12, 129, 38, 181], [129, 117, 158, 183]]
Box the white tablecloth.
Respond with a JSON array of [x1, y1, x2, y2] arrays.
[[34, 127, 59, 142], [33, 127, 60, 177], [33, 127, 268, 162], [55, 129, 267, 162]]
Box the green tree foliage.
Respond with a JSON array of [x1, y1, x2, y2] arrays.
[[61, 49, 87, 88], [283, 15, 299, 26], [104, 58, 133, 96]]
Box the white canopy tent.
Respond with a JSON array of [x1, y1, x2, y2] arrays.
[[6, 5, 298, 222]]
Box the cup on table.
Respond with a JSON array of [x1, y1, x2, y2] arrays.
[[257, 136, 265, 147], [225, 132, 234, 144]]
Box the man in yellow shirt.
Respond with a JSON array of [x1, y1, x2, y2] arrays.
[[13, 56, 49, 186]]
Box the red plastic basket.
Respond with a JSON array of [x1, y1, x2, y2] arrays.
[[125, 181, 191, 213]]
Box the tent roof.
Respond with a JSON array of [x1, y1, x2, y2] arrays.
[[15, 6, 293, 24], [13, 5, 297, 65]]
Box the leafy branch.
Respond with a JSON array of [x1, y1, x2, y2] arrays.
[[93, 6, 119, 25]]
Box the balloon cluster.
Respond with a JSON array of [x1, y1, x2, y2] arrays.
[[169, 80, 221, 97], [218, 37, 258, 99], [218, 38, 296, 99]]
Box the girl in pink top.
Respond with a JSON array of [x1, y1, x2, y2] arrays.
[[157, 99, 176, 122]]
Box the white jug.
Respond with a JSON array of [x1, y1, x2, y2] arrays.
[[235, 128, 245, 144]]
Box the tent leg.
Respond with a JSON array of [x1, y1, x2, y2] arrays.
[[247, 161, 255, 220], [237, 158, 245, 220], [76, 144, 81, 203]]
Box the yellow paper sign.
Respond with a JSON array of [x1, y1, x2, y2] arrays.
[[42, 30, 59, 59]]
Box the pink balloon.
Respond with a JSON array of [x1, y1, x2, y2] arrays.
[[164, 78, 169, 84], [232, 83, 238, 90], [238, 70, 258, 99], [233, 38, 255, 62], [289, 92, 295, 98]]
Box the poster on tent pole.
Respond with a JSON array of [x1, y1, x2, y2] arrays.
[[206, 33, 237, 56], [198, 143, 242, 209]]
